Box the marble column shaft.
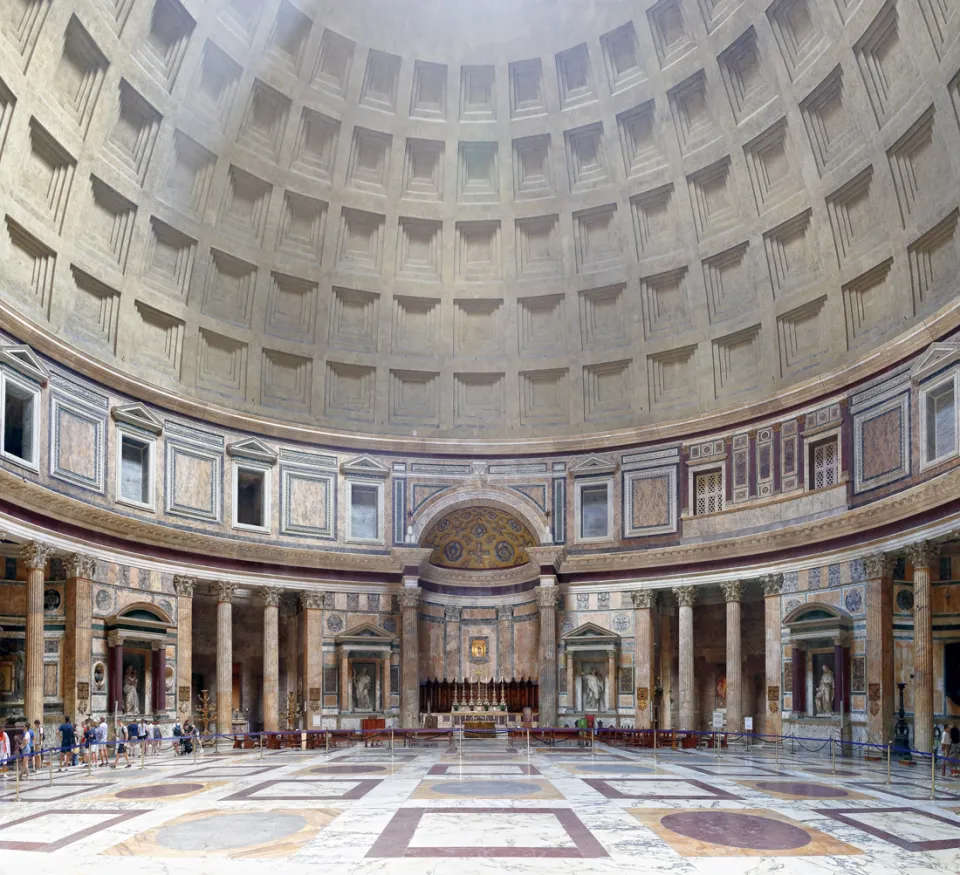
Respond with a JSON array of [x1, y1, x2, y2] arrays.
[[536, 582, 558, 727], [632, 590, 657, 729], [215, 582, 236, 736], [864, 554, 894, 746], [174, 576, 196, 716], [64, 554, 94, 722], [721, 580, 744, 733], [674, 585, 696, 731], [606, 650, 617, 712], [761, 574, 783, 738], [21, 542, 52, 724], [300, 592, 323, 727], [340, 649, 350, 712], [284, 603, 298, 725], [909, 541, 937, 753], [382, 651, 391, 712], [260, 587, 281, 733], [399, 585, 421, 728]]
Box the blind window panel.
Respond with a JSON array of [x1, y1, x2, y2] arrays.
[[120, 438, 149, 503], [580, 483, 609, 538], [694, 470, 723, 515], [351, 484, 380, 539], [926, 383, 955, 461]]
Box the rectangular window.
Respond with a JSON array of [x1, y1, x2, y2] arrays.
[[2, 378, 37, 466], [694, 469, 723, 515], [118, 433, 151, 506], [580, 483, 609, 539], [925, 381, 956, 463], [810, 438, 838, 490], [350, 483, 380, 541], [235, 467, 266, 528]]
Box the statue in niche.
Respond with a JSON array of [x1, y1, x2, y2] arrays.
[[582, 669, 604, 711], [93, 663, 105, 692], [815, 664, 834, 715], [123, 664, 140, 714], [353, 666, 373, 711]]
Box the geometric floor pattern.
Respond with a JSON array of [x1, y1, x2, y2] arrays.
[[2, 738, 959, 873]]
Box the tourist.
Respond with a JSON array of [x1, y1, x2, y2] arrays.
[[126, 717, 140, 759], [172, 717, 183, 754], [33, 719, 44, 770], [949, 724, 960, 776], [20, 721, 33, 774], [97, 715, 109, 766], [57, 716, 75, 772], [149, 719, 161, 755], [110, 718, 131, 769], [0, 725, 10, 779]]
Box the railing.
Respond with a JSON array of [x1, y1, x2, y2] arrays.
[[2, 723, 957, 803]]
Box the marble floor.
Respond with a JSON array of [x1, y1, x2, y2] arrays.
[[1, 737, 960, 875]]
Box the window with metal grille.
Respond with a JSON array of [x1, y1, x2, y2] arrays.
[[694, 469, 723, 515], [810, 439, 838, 490]]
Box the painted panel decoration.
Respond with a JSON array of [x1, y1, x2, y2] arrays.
[[165, 438, 223, 522], [50, 392, 106, 493], [853, 391, 910, 492], [623, 466, 678, 537], [422, 507, 537, 569]]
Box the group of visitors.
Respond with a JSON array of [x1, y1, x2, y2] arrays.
[[936, 723, 960, 775], [0, 719, 43, 779]]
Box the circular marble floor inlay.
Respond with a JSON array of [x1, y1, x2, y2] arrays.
[[310, 764, 388, 774], [156, 812, 307, 850], [754, 781, 849, 798], [576, 764, 653, 774], [660, 812, 812, 851], [429, 780, 537, 797], [115, 782, 205, 799]]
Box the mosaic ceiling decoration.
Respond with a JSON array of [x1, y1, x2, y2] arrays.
[[423, 508, 537, 570]]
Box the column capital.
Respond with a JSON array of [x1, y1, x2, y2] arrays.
[[64, 553, 96, 580], [862, 553, 896, 579], [760, 574, 784, 596], [260, 586, 283, 607], [720, 580, 744, 602], [907, 540, 939, 569], [299, 591, 324, 610], [673, 585, 697, 607], [20, 541, 53, 571], [173, 575, 197, 597], [214, 580, 237, 603], [397, 586, 422, 609], [535, 584, 559, 609], [631, 589, 658, 610]]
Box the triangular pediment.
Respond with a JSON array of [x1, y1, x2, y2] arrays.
[[570, 454, 617, 475], [563, 621, 619, 642], [227, 437, 278, 464], [0, 344, 48, 386], [335, 621, 396, 643], [341, 454, 390, 478], [112, 402, 163, 435], [911, 342, 960, 383]]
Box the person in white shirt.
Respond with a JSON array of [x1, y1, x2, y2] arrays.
[[97, 716, 109, 766], [0, 729, 10, 779]]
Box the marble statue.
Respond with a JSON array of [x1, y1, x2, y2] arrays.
[[353, 667, 373, 711], [815, 664, 834, 715], [582, 669, 604, 711], [123, 664, 139, 714]]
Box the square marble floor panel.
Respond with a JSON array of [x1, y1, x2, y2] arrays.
[[0, 781, 105, 802], [222, 779, 383, 801], [680, 764, 796, 777], [411, 778, 564, 800], [816, 806, 960, 850], [428, 763, 541, 776], [856, 781, 960, 801], [584, 778, 741, 801], [171, 765, 281, 779], [295, 762, 407, 777], [0, 809, 144, 852], [628, 807, 863, 857], [366, 807, 608, 857], [735, 779, 873, 801], [92, 780, 225, 803]]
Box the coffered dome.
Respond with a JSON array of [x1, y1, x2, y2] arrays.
[[0, 0, 958, 447]]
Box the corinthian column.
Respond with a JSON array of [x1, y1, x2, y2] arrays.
[[674, 585, 697, 731], [720, 581, 744, 733], [174, 575, 196, 716], [299, 592, 323, 727], [631, 589, 658, 729], [214, 581, 237, 736], [398, 586, 422, 728], [64, 553, 95, 722], [864, 554, 895, 747], [536, 584, 559, 727], [908, 541, 938, 752], [260, 587, 282, 732], [761, 574, 783, 738], [21, 542, 52, 725]]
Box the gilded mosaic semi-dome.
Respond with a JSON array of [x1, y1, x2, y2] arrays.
[[0, 0, 958, 448], [423, 507, 537, 569]]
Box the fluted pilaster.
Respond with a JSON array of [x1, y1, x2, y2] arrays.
[[674, 585, 696, 731], [260, 586, 282, 732], [721, 581, 744, 733], [908, 541, 938, 752], [21, 541, 52, 723], [215, 581, 236, 736]]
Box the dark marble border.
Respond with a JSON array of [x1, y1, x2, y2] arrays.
[[858, 782, 960, 801], [584, 778, 741, 800], [366, 807, 608, 858], [222, 778, 382, 801], [0, 809, 144, 852], [428, 764, 540, 776], [816, 806, 960, 851], [171, 765, 280, 778]]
